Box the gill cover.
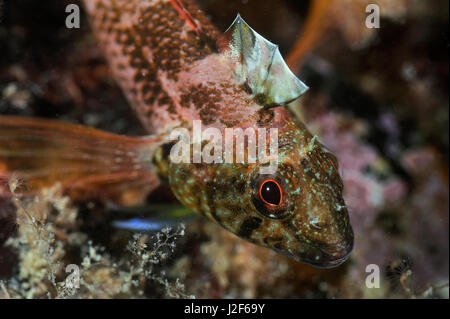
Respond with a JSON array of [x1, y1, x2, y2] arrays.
[[218, 14, 309, 108]]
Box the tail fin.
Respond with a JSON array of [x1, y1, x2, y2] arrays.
[[0, 116, 160, 205]]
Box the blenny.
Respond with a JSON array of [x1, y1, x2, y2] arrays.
[[0, 0, 353, 268]]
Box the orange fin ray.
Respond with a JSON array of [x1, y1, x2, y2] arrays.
[[0, 116, 160, 205]]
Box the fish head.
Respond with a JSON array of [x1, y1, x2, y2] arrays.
[[243, 113, 354, 268], [168, 110, 353, 268]]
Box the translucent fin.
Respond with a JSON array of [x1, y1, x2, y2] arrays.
[[107, 203, 196, 218], [218, 14, 309, 107], [113, 215, 194, 232], [111, 204, 196, 232], [0, 116, 160, 205], [113, 218, 171, 231]]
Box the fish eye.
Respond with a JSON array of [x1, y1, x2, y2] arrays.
[[259, 179, 282, 206], [252, 176, 288, 219]]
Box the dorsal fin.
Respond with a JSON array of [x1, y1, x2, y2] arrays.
[[218, 14, 308, 108]]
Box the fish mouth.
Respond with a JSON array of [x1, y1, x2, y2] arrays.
[[292, 227, 354, 268], [317, 247, 352, 268], [285, 245, 352, 268], [315, 227, 354, 268], [270, 226, 354, 268]]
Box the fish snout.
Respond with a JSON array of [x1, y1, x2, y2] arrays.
[[318, 226, 354, 267]]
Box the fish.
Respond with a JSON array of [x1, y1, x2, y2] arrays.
[[0, 0, 353, 268]]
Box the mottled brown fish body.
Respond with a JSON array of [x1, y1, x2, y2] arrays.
[[84, 0, 222, 133]]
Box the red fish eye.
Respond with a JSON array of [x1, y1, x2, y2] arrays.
[[259, 179, 282, 206]]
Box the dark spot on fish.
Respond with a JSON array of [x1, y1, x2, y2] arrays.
[[254, 93, 266, 106], [257, 108, 274, 126], [242, 82, 253, 95], [235, 180, 246, 194], [161, 142, 174, 159], [238, 216, 262, 238], [273, 242, 283, 250]]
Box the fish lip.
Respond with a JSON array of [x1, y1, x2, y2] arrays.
[[303, 227, 354, 268], [283, 239, 353, 268], [311, 254, 350, 269], [274, 227, 354, 268], [317, 229, 354, 268], [288, 249, 351, 268], [301, 243, 352, 268], [319, 244, 353, 267]]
